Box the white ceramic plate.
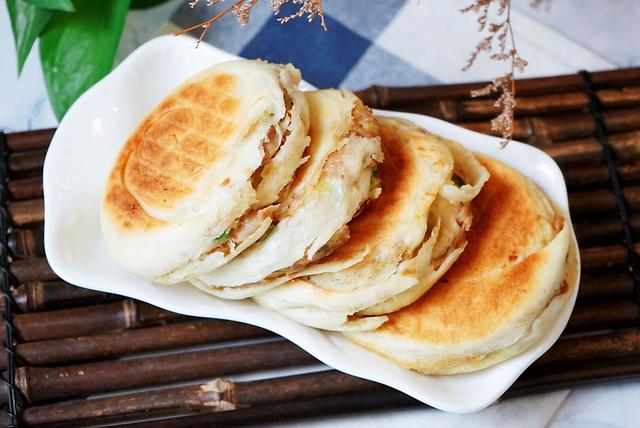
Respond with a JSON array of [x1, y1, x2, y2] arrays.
[[43, 35, 580, 413]]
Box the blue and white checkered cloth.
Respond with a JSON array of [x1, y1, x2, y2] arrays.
[[172, 0, 439, 90], [170, 0, 637, 92]]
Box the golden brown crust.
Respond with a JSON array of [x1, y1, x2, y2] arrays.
[[311, 119, 430, 265], [103, 72, 245, 233], [382, 249, 545, 345], [103, 145, 164, 230], [118, 73, 240, 212], [443, 154, 556, 281], [372, 155, 562, 345]]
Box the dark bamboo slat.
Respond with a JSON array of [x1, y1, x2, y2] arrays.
[[567, 300, 640, 331], [387, 88, 640, 122], [25, 390, 412, 428], [11, 319, 271, 368], [574, 216, 639, 246], [536, 329, 640, 366], [21, 327, 640, 428], [541, 130, 640, 165], [121, 356, 640, 428], [512, 356, 640, 396], [580, 243, 640, 271], [20, 379, 238, 426], [578, 273, 636, 299], [12, 281, 118, 312], [599, 87, 640, 108], [7, 150, 45, 175], [1, 299, 184, 342], [8, 228, 44, 259], [7, 199, 44, 226], [9, 257, 56, 283], [356, 68, 640, 107], [69, 356, 640, 428], [14, 340, 316, 403], [5, 129, 54, 152], [570, 186, 640, 217], [20, 371, 375, 427], [460, 108, 640, 143], [7, 176, 43, 200], [150, 355, 640, 428], [563, 162, 640, 190], [124, 389, 416, 428]]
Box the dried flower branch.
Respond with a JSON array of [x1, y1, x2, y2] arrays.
[[175, 0, 326, 46], [178, 0, 550, 145], [234, 0, 259, 25], [175, 0, 244, 47], [461, 0, 528, 146], [275, 0, 326, 29]]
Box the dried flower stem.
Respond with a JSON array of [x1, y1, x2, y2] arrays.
[[178, 0, 541, 145], [276, 0, 326, 30], [174, 0, 245, 46], [462, 0, 528, 146], [176, 0, 326, 46], [317, 0, 326, 30]]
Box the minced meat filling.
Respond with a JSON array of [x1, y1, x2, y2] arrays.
[[349, 100, 379, 139]]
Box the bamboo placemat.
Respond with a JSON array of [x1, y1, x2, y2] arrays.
[[1, 68, 639, 427]]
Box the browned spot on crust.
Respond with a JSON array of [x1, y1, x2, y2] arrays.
[[558, 279, 569, 294], [103, 146, 164, 230], [382, 250, 545, 344], [443, 155, 553, 281], [553, 214, 564, 232], [104, 71, 244, 228], [213, 73, 235, 89], [314, 119, 425, 263], [371, 156, 562, 346], [120, 72, 241, 211]]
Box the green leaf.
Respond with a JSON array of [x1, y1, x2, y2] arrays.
[[23, 0, 75, 12], [452, 174, 466, 187], [370, 168, 380, 190], [130, 0, 171, 9], [39, 0, 130, 119], [213, 230, 231, 245], [6, 0, 53, 74]]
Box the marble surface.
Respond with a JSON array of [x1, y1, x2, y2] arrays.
[[1, 1, 639, 427]]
